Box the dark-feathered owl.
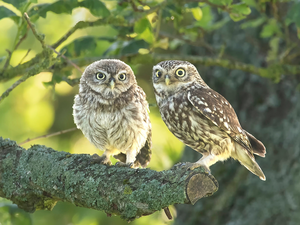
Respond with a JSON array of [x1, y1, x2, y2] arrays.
[[152, 60, 266, 180], [73, 59, 151, 168]]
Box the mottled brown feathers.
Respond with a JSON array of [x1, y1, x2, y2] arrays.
[[152, 60, 266, 180]]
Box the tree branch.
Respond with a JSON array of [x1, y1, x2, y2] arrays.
[[0, 137, 218, 221]]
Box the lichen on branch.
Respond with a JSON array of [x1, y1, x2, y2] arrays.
[[0, 137, 218, 221]]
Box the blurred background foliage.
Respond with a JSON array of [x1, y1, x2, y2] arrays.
[[0, 0, 299, 224]]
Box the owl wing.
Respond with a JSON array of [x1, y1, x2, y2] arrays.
[[134, 129, 152, 168], [187, 86, 252, 152], [113, 128, 152, 167]]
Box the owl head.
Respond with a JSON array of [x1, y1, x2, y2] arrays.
[[152, 60, 207, 96], [80, 59, 137, 99]]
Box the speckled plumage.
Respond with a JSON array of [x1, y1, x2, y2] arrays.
[[73, 59, 151, 168], [152, 60, 266, 180]]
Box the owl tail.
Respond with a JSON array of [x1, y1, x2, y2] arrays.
[[233, 144, 266, 181]]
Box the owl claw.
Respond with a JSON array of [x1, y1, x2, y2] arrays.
[[91, 154, 112, 166], [115, 162, 134, 168]]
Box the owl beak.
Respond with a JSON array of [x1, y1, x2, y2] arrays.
[[165, 75, 170, 86], [109, 79, 115, 90]]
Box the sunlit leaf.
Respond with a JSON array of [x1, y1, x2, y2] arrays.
[[0, 6, 17, 21], [134, 18, 152, 34], [191, 7, 203, 21], [194, 6, 212, 29], [229, 3, 251, 21], [138, 28, 155, 44]]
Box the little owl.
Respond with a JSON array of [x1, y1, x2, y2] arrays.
[[73, 59, 151, 168], [152, 60, 266, 180]]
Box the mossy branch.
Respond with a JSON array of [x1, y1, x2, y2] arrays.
[[0, 137, 218, 221]]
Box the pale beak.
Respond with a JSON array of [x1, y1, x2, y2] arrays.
[[165, 75, 170, 86], [109, 79, 115, 90]]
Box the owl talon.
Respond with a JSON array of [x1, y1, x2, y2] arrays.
[[91, 154, 112, 166], [115, 162, 134, 168]]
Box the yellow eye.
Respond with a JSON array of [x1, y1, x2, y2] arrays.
[[118, 73, 126, 81], [175, 68, 185, 77], [155, 70, 162, 78], [96, 72, 106, 80]]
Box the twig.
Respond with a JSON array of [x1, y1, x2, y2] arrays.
[[1, 27, 29, 74], [24, 12, 45, 48], [0, 73, 32, 103], [15, 29, 29, 51], [18, 49, 31, 65], [164, 207, 173, 220], [18, 127, 78, 145], [48, 46, 83, 73], [1, 50, 12, 74]]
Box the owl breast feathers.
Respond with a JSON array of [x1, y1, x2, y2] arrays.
[[73, 59, 151, 168], [152, 60, 266, 180]]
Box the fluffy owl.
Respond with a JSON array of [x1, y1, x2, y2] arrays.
[[152, 60, 266, 180], [73, 59, 151, 168]]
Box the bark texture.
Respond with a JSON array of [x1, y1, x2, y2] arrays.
[[0, 137, 218, 221]]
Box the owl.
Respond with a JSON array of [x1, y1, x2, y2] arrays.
[[73, 59, 151, 168], [152, 60, 266, 180]]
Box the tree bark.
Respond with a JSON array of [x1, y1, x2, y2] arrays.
[[0, 137, 218, 221]]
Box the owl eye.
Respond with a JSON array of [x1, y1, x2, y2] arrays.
[[118, 73, 126, 81], [96, 72, 106, 80], [155, 70, 162, 78], [175, 68, 186, 77]]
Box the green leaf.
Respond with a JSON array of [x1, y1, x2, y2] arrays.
[[194, 6, 212, 29], [134, 18, 154, 44], [120, 40, 149, 55], [267, 37, 280, 62], [27, 0, 110, 21], [134, 18, 151, 34], [209, 0, 232, 6], [286, 2, 300, 27], [260, 19, 280, 38], [229, 3, 251, 22], [137, 27, 155, 44], [241, 17, 266, 29], [62, 36, 98, 57], [0, 6, 17, 21], [79, 0, 110, 17], [2, 0, 27, 10]]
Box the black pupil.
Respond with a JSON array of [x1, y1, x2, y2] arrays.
[[120, 74, 125, 80], [157, 71, 162, 77], [178, 70, 183, 75], [97, 73, 104, 79]]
